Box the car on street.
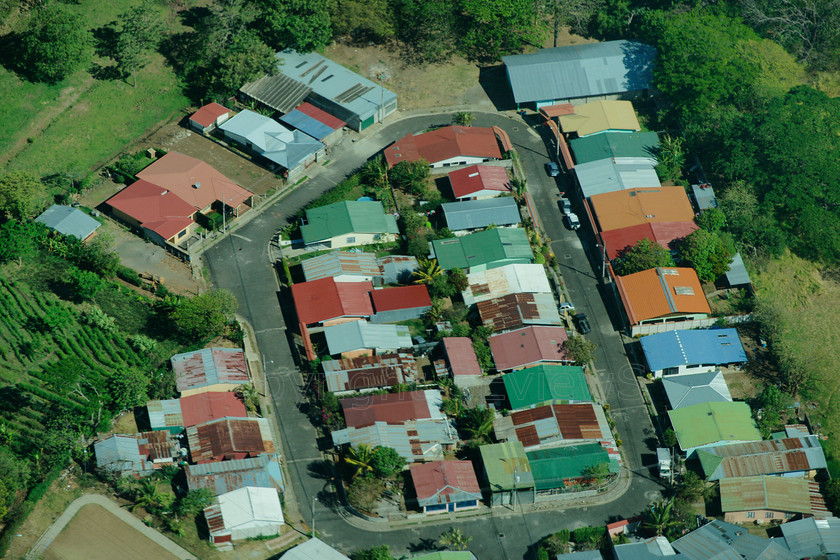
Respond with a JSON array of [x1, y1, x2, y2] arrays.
[[559, 302, 574, 313], [564, 212, 581, 230], [574, 312, 591, 334], [558, 197, 572, 216], [545, 161, 560, 177]]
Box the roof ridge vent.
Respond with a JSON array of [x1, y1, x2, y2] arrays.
[[193, 182, 201, 189]]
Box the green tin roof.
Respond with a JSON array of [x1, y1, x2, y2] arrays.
[[301, 200, 399, 244], [411, 553, 476, 560], [479, 441, 534, 491], [696, 448, 723, 478], [526, 443, 618, 490], [569, 131, 660, 165], [431, 228, 533, 271], [668, 401, 761, 451], [503, 365, 590, 410]]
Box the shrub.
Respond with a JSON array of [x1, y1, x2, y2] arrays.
[[82, 306, 117, 333], [116, 265, 142, 286], [128, 334, 157, 354]]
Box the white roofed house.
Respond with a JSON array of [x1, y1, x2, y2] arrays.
[[461, 263, 552, 306], [203, 486, 283, 545]]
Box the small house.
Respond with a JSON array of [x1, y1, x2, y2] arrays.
[[146, 391, 248, 433], [720, 476, 821, 524], [667, 401, 761, 456], [430, 228, 533, 272], [489, 326, 571, 372], [35, 204, 101, 241], [662, 371, 732, 409], [204, 486, 283, 544], [369, 285, 432, 323], [279, 102, 346, 146], [281, 538, 350, 560], [614, 267, 711, 331], [781, 517, 840, 559], [558, 100, 640, 137], [323, 320, 412, 358], [448, 165, 511, 200], [640, 328, 747, 378], [188, 102, 231, 134], [299, 200, 399, 250], [186, 417, 275, 464], [322, 353, 417, 394], [502, 365, 590, 409], [442, 337, 483, 381], [171, 347, 249, 397], [385, 126, 502, 169], [696, 436, 827, 481], [441, 198, 521, 234], [493, 402, 613, 451], [410, 460, 482, 514], [300, 251, 382, 283], [478, 441, 535, 506], [570, 131, 660, 165], [527, 443, 620, 496], [94, 432, 178, 476], [478, 293, 563, 332], [186, 454, 285, 496], [574, 157, 659, 198], [462, 263, 551, 306]]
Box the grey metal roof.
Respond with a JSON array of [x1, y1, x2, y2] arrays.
[[301, 251, 381, 282], [575, 157, 660, 198], [281, 538, 350, 560], [613, 537, 678, 560], [239, 73, 312, 114], [781, 517, 840, 558], [276, 50, 397, 122], [502, 40, 656, 104], [377, 255, 419, 284], [730, 534, 794, 560], [35, 204, 101, 240], [186, 454, 284, 496], [94, 435, 152, 474], [556, 552, 603, 559], [441, 197, 521, 231], [147, 398, 183, 431], [672, 520, 747, 560], [662, 371, 732, 409], [726, 253, 752, 286], [220, 110, 323, 170], [331, 418, 458, 462], [323, 320, 412, 355], [691, 183, 719, 210]]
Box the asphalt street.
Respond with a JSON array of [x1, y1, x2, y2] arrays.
[[203, 112, 663, 560]]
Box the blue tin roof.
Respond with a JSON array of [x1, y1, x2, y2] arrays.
[[441, 197, 521, 232], [35, 204, 101, 240], [185, 454, 284, 495], [640, 328, 747, 373], [279, 109, 334, 141]]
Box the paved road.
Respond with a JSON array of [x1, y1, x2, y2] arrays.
[[203, 112, 663, 560]]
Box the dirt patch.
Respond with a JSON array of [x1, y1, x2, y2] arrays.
[[45, 504, 180, 560]]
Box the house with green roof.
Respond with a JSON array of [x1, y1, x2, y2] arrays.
[[720, 475, 814, 525], [478, 441, 535, 506], [527, 443, 619, 495], [429, 228, 533, 272], [300, 200, 399, 249], [503, 365, 591, 410], [569, 131, 660, 165], [667, 401, 761, 456], [411, 553, 477, 560]]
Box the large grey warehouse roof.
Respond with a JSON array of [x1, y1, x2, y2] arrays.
[[503, 40, 656, 104], [276, 50, 396, 122]]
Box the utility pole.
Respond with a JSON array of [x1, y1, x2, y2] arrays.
[[312, 495, 317, 536], [221, 191, 226, 233]]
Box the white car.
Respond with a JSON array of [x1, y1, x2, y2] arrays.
[[564, 213, 581, 230], [559, 198, 572, 216]]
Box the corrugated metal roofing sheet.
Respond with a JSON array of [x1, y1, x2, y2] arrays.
[[781, 517, 840, 558], [282, 538, 351, 560], [332, 418, 458, 462], [384, 126, 501, 168], [570, 131, 660, 165], [489, 326, 570, 371], [186, 454, 284, 495], [441, 198, 521, 231], [323, 320, 412, 355], [502, 40, 655, 103], [501, 365, 589, 409], [431, 228, 533, 272], [601, 221, 698, 260], [478, 292, 562, 332], [189, 102, 230, 128], [559, 101, 640, 136], [464, 263, 551, 306], [323, 352, 417, 392], [699, 436, 826, 480], [301, 200, 398, 244], [341, 390, 442, 428], [35, 204, 101, 240], [720, 475, 811, 514], [662, 371, 733, 409], [479, 441, 534, 490], [239, 73, 312, 113], [371, 285, 431, 312], [590, 186, 695, 232], [187, 417, 274, 463], [410, 460, 481, 505], [377, 255, 419, 284], [615, 267, 711, 325], [180, 392, 248, 428], [442, 337, 482, 376], [575, 157, 659, 198], [291, 278, 373, 326], [668, 401, 761, 451], [147, 398, 184, 431], [672, 520, 750, 560], [301, 251, 381, 282], [641, 329, 747, 374], [726, 252, 752, 287], [448, 165, 511, 199], [172, 347, 249, 393], [526, 443, 615, 489], [279, 107, 337, 141]]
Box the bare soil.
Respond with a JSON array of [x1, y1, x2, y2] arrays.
[[45, 504, 179, 560]]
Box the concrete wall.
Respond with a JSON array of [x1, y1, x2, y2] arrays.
[[724, 509, 794, 524], [309, 232, 397, 250], [431, 155, 497, 169]]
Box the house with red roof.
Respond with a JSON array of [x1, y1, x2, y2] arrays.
[[290, 277, 374, 360], [442, 337, 483, 384], [448, 165, 512, 200], [384, 126, 503, 169], [410, 460, 482, 514], [189, 102, 231, 134], [146, 391, 247, 433], [105, 152, 252, 257], [489, 325, 571, 372], [370, 285, 432, 323]]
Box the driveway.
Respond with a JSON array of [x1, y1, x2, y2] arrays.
[[202, 112, 663, 559]]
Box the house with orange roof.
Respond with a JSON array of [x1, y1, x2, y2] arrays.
[[384, 126, 503, 169], [106, 152, 252, 258], [588, 187, 695, 232], [614, 267, 711, 329]]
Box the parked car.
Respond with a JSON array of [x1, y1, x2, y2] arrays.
[[558, 302, 574, 313], [574, 312, 591, 334], [558, 197, 572, 216], [564, 213, 581, 230], [545, 161, 560, 177]]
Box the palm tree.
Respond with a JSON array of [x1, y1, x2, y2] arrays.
[[343, 444, 375, 479], [130, 478, 162, 512], [459, 407, 494, 443], [439, 527, 472, 551], [658, 134, 686, 182], [413, 258, 442, 285], [510, 177, 527, 200], [642, 499, 681, 536], [235, 383, 260, 413]]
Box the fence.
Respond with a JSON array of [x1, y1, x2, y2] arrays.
[[630, 314, 753, 337]]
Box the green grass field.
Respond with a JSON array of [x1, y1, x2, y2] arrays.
[[0, 0, 191, 178], [752, 251, 840, 462]]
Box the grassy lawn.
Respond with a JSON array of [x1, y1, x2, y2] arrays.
[[0, 0, 191, 178], [751, 251, 840, 461]]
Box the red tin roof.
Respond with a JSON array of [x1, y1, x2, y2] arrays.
[[187, 417, 274, 463], [189, 102, 230, 128], [442, 337, 482, 376], [180, 392, 247, 428], [384, 126, 502, 168], [410, 460, 481, 502], [291, 278, 373, 326], [448, 165, 511, 198], [489, 326, 570, 371], [106, 179, 196, 240], [341, 390, 433, 428], [601, 221, 698, 260], [371, 285, 431, 312], [296, 101, 346, 130]]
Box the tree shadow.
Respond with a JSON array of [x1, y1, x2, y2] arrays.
[[408, 538, 442, 553], [0, 31, 27, 78], [0, 386, 32, 414], [178, 5, 211, 29], [307, 459, 335, 481]]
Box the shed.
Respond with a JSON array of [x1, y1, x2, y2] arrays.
[[189, 102, 231, 133], [369, 284, 432, 323], [410, 460, 482, 514], [502, 364, 590, 409], [323, 320, 412, 357], [691, 182, 718, 210], [274, 50, 397, 131], [489, 326, 571, 372], [430, 228, 533, 272], [575, 157, 660, 198], [441, 198, 521, 233], [558, 100, 640, 137], [726, 253, 752, 288], [640, 328, 747, 378], [239, 73, 312, 114], [281, 538, 350, 560], [279, 102, 346, 145], [35, 205, 101, 241], [478, 441, 535, 506], [667, 401, 761, 455], [146, 398, 184, 434], [186, 454, 285, 496], [204, 486, 283, 544], [662, 371, 732, 409], [502, 40, 656, 107]]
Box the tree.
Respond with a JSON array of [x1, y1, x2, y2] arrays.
[[663, 428, 677, 448], [675, 471, 707, 503], [458, 0, 549, 62], [395, 0, 459, 63], [448, 269, 469, 292], [351, 545, 394, 560], [656, 134, 686, 182], [370, 446, 406, 478], [235, 383, 260, 413], [344, 444, 375, 479], [458, 406, 495, 443], [170, 289, 238, 340], [695, 208, 726, 232], [718, 182, 786, 257], [211, 30, 277, 96], [390, 160, 430, 196], [20, 3, 92, 83], [175, 489, 214, 517], [413, 258, 443, 285], [130, 478, 163, 512], [678, 229, 731, 283], [0, 220, 39, 265], [562, 335, 597, 366], [105, 368, 150, 412], [113, 0, 165, 86], [613, 238, 675, 276], [346, 475, 385, 513], [330, 0, 394, 41], [67, 267, 103, 301], [0, 172, 41, 222], [255, 0, 332, 52], [642, 499, 681, 536], [510, 177, 527, 200], [582, 461, 611, 482], [42, 304, 73, 330], [439, 526, 473, 551], [453, 112, 473, 126]]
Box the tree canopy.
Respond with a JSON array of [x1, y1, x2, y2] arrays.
[[613, 238, 674, 276], [20, 3, 92, 83], [255, 0, 332, 52], [0, 172, 41, 222], [170, 290, 238, 340], [677, 229, 731, 283]]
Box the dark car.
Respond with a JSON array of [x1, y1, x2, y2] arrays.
[[545, 162, 560, 177], [575, 312, 591, 335]]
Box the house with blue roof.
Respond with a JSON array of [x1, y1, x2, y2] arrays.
[[219, 109, 325, 180], [640, 328, 747, 378]]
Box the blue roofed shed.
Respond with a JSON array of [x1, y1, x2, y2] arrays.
[[441, 197, 521, 232], [640, 328, 747, 378], [279, 102, 345, 145], [35, 204, 101, 241]]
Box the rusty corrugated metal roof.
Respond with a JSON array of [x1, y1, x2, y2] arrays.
[[172, 347, 249, 393], [187, 417, 274, 463], [478, 293, 562, 332]]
